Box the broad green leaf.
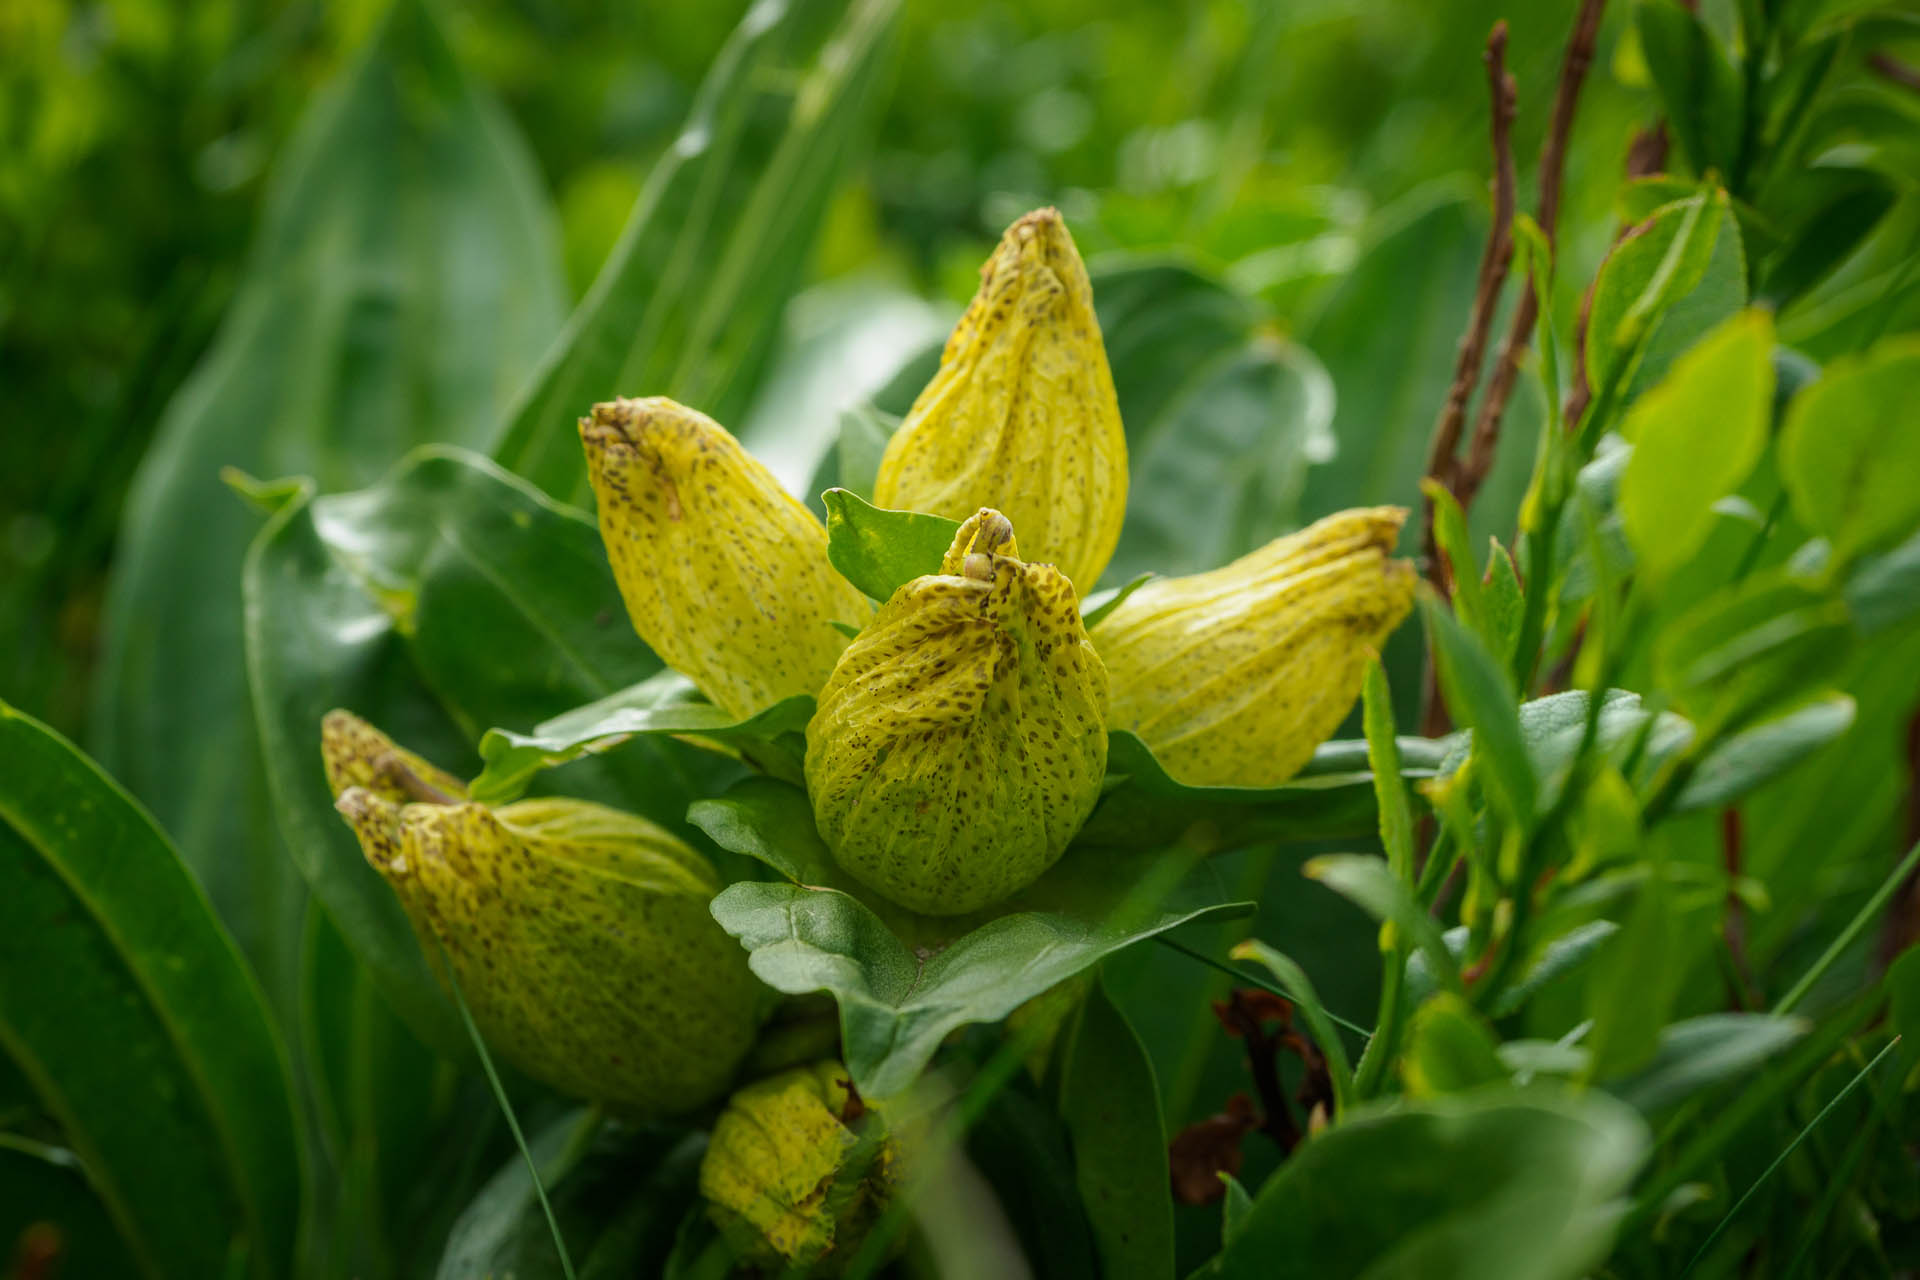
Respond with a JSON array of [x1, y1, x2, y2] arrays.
[[1760, 183, 1897, 307], [965, 1090, 1100, 1279], [1219, 1173, 1254, 1245], [1584, 191, 1747, 414], [1636, 0, 1744, 179], [1404, 922, 1623, 1019], [1604, 1014, 1809, 1113], [821, 488, 961, 602], [1778, 337, 1920, 563], [1080, 729, 1448, 854], [1423, 596, 1536, 830], [1196, 1090, 1648, 1280], [1402, 993, 1506, 1097], [1585, 881, 1684, 1078], [0, 705, 303, 1280], [471, 678, 812, 804], [1435, 690, 1695, 815], [1305, 854, 1462, 996], [1674, 694, 1857, 810], [437, 1115, 702, 1280], [1619, 310, 1776, 584], [494, 0, 902, 501], [1058, 981, 1175, 1280], [0, 1145, 140, 1279], [693, 779, 1250, 1097], [1846, 524, 1920, 633], [89, 0, 565, 1001]]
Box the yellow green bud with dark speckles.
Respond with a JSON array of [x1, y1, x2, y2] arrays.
[[334, 771, 762, 1117], [581, 396, 869, 720], [873, 208, 1127, 596], [805, 509, 1109, 915], [321, 708, 467, 805], [1096, 507, 1416, 787], [699, 1061, 899, 1275]]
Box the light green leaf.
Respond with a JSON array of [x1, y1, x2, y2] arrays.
[[1636, 1, 1745, 179], [0, 705, 304, 1279], [1675, 694, 1856, 810], [1604, 1014, 1809, 1113], [1402, 993, 1507, 1097], [1778, 336, 1920, 564], [1619, 310, 1776, 584], [1423, 595, 1536, 829], [1305, 854, 1462, 996]]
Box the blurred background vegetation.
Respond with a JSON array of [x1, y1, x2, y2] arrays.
[[1, 0, 1668, 738]]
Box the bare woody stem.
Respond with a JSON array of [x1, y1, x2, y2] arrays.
[[1421, 20, 1518, 596], [1456, 0, 1609, 511]]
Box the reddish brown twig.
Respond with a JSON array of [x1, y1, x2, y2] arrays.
[[1869, 52, 1920, 95], [1457, 0, 1610, 511], [1422, 22, 1519, 596]]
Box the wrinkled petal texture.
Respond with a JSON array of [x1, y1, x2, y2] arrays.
[[807, 517, 1108, 915], [582, 396, 868, 719], [874, 208, 1127, 595], [1097, 507, 1416, 787], [338, 788, 761, 1117], [700, 1062, 891, 1273]]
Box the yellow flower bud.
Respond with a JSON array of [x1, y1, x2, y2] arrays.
[[320, 709, 467, 804], [699, 1061, 900, 1276], [334, 757, 761, 1116], [873, 208, 1127, 595], [1097, 507, 1416, 787], [806, 510, 1109, 915], [580, 396, 868, 720]]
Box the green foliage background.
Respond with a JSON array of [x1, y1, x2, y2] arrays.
[[6, 0, 1920, 1276]]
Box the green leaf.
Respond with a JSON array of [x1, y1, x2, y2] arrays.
[[1603, 1014, 1809, 1113], [1402, 993, 1507, 1097], [1760, 183, 1897, 307], [1584, 881, 1684, 1078], [0, 705, 303, 1279], [472, 678, 813, 804], [1305, 854, 1462, 996], [1219, 1173, 1254, 1245], [1778, 336, 1920, 564], [1195, 1090, 1648, 1280], [437, 1115, 703, 1280], [821, 488, 961, 602], [1674, 694, 1856, 810], [1619, 310, 1776, 584], [0, 1145, 141, 1279], [1080, 573, 1154, 629], [830, 403, 900, 503], [1229, 941, 1355, 1114], [88, 0, 565, 1007], [1436, 690, 1694, 815], [1846, 524, 1920, 633], [693, 779, 1250, 1097], [1654, 569, 1854, 734], [1362, 658, 1415, 883], [1080, 729, 1449, 854], [1423, 595, 1536, 830], [1057, 981, 1175, 1280], [1636, 1, 1745, 179], [1584, 191, 1747, 415], [494, 0, 902, 501]]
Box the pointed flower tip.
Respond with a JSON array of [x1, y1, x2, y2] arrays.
[[320, 708, 466, 805], [875, 209, 1125, 596], [580, 396, 865, 720]]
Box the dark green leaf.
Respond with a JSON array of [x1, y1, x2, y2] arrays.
[[821, 488, 960, 602], [89, 0, 565, 1007], [1219, 1173, 1253, 1246], [1846, 524, 1920, 633], [1778, 337, 1920, 563], [1196, 1090, 1647, 1279], [1080, 729, 1448, 854], [1305, 854, 1462, 995], [1362, 659, 1414, 882], [1618, 310, 1776, 584], [1230, 941, 1355, 1111], [1058, 981, 1175, 1280], [494, 0, 901, 500], [0, 1145, 141, 1280], [1604, 1014, 1810, 1113], [1584, 881, 1684, 1078], [1636, 1, 1745, 179], [1761, 183, 1897, 307], [0, 705, 303, 1279], [695, 780, 1250, 1097], [1675, 694, 1857, 810]]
